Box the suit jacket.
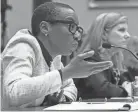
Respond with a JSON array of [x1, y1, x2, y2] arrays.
[[122, 67, 138, 82], [1, 29, 77, 108], [74, 55, 128, 100]]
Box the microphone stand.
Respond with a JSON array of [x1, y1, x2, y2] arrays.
[[111, 45, 138, 60], [102, 43, 138, 101], [113, 45, 137, 102]]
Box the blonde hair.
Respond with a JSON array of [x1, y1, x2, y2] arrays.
[[88, 12, 127, 51], [79, 12, 128, 72]]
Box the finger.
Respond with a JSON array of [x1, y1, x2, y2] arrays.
[[90, 66, 111, 75], [59, 95, 66, 103], [78, 50, 94, 60], [91, 64, 112, 74], [57, 90, 64, 101], [88, 61, 113, 68], [55, 92, 59, 97], [83, 49, 93, 53]]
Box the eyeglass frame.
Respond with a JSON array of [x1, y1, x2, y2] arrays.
[[45, 20, 84, 41]]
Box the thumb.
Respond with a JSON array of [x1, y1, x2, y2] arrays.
[[78, 50, 94, 60], [57, 90, 64, 101]]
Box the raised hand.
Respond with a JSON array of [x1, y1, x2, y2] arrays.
[[62, 50, 113, 81]]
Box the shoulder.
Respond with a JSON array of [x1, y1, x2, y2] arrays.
[[4, 29, 40, 51], [2, 29, 41, 63]]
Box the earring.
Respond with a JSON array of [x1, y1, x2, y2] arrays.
[[124, 35, 130, 39], [45, 33, 48, 36]]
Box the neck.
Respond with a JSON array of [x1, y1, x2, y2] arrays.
[[102, 47, 125, 71], [37, 34, 59, 59], [99, 47, 119, 61], [111, 51, 126, 73]]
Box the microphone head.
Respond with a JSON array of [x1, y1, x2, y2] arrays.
[[102, 43, 112, 49]]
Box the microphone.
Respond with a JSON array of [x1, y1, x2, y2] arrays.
[[102, 43, 138, 60], [102, 43, 113, 49]]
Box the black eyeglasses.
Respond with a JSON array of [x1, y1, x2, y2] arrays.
[[46, 20, 84, 37]]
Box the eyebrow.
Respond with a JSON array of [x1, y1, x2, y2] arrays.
[[118, 27, 125, 30], [66, 17, 78, 25], [118, 25, 127, 30]]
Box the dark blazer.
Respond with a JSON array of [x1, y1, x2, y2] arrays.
[[122, 67, 138, 82], [74, 55, 128, 100]]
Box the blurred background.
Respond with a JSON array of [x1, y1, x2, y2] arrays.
[[1, 0, 138, 64]]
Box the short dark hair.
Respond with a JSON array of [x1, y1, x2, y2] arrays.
[[31, 2, 74, 36]]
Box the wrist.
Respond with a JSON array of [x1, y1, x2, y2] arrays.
[[61, 67, 71, 81]]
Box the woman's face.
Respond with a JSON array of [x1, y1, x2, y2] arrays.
[[48, 9, 81, 56], [107, 23, 130, 48]]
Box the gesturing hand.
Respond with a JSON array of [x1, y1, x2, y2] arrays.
[[62, 50, 113, 80]]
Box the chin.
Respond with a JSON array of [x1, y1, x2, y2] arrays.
[[62, 51, 72, 56], [121, 45, 127, 48], [116, 44, 126, 48]]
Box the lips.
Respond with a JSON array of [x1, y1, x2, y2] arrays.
[[121, 44, 127, 48], [71, 43, 78, 51]]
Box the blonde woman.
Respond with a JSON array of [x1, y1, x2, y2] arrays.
[[75, 12, 132, 99]]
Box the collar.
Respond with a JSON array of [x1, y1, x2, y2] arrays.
[[36, 38, 52, 68], [28, 30, 52, 67]]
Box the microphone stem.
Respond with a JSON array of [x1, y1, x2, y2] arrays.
[[114, 46, 138, 60]]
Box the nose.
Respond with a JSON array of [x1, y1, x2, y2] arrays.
[[124, 32, 130, 40], [73, 31, 81, 41]]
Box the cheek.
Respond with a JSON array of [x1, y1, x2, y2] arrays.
[[60, 36, 73, 48], [51, 27, 72, 44], [60, 27, 74, 46], [108, 31, 125, 46]]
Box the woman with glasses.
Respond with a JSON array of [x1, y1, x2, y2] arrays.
[[75, 12, 132, 100], [1, 2, 112, 108]]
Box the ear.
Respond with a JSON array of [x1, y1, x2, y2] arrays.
[[39, 21, 51, 35]]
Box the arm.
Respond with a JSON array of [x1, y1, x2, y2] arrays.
[[60, 62, 77, 101], [85, 71, 128, 98], [2, 42, 62, 106]]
